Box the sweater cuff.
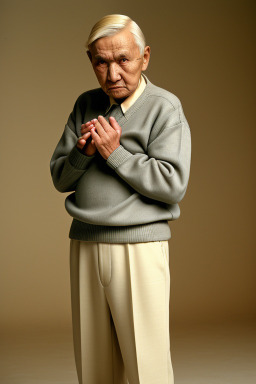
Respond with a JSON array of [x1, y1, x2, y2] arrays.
[[106, 145, 133, 170], [68, 145, 95, 169]]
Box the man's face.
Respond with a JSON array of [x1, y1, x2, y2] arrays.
[[87, 27, 150, 101]]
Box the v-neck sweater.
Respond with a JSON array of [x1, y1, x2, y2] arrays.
[[50, 75, 191, 243]]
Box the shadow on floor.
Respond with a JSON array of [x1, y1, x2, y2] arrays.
[[0, 320, 255, 383]]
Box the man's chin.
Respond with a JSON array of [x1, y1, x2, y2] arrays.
[[108, 87, 129, 99]]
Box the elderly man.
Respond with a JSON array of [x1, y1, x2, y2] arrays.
[[50, 14, 191, 384]]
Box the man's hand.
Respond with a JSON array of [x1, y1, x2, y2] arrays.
[[77, 121, 97, 156], [90, 116, 122, 160]]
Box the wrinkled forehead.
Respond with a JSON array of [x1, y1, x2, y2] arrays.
[[90, 29, 140, 59]]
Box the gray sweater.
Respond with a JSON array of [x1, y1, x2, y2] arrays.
[[50, 75, 191, 243]]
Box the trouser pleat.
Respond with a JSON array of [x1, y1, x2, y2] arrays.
[[70, 240, 174, 384]]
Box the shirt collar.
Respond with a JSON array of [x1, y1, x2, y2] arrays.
[[104, 73, 147, 115]]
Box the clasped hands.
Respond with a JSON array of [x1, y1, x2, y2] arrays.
[[77, 115, 122, 159]]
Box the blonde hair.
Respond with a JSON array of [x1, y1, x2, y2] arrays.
[[86, 14, 146, 55]]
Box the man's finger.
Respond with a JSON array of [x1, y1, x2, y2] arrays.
[[90, 127, 100, 142], [77, 132, 91, 147], [80, 131, 91, 139], [81, 120, 97, 131], [77, 139, 86, 149], [98, 115, 111, 132], [109, 116, 122, 135], [81, 121, 92, 129], [81, 123, 94, 134], [93, 119, 106, 137]]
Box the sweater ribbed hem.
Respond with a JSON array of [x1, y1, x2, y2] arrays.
[[69, 219, 171, 243], [68, 146, 95, 169], [106, 145, 132, 169]]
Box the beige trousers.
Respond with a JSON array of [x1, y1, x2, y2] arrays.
[[69, 239, 174, 384]]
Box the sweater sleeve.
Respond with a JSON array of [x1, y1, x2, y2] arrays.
[[50, 123, 95, 193], [106, 106, 191, 205]]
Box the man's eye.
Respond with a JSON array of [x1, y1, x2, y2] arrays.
[[120, 58, 128, 63], [96, 60, 106, 66]]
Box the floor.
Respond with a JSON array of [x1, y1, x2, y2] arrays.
[[0, 320, 255, 383]]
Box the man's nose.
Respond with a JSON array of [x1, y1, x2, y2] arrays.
[[107, 62, 122, 82]]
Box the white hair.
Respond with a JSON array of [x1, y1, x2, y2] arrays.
[[86, 14, 146, 55]]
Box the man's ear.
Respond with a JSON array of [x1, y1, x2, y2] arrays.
[[142, 46, 150, 71], [87, 50, 92, 62]]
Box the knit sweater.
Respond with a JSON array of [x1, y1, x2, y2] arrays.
[[50, 75, 191, 243]]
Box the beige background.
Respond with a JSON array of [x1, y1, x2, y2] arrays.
[[0, 0, 255, 334]]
